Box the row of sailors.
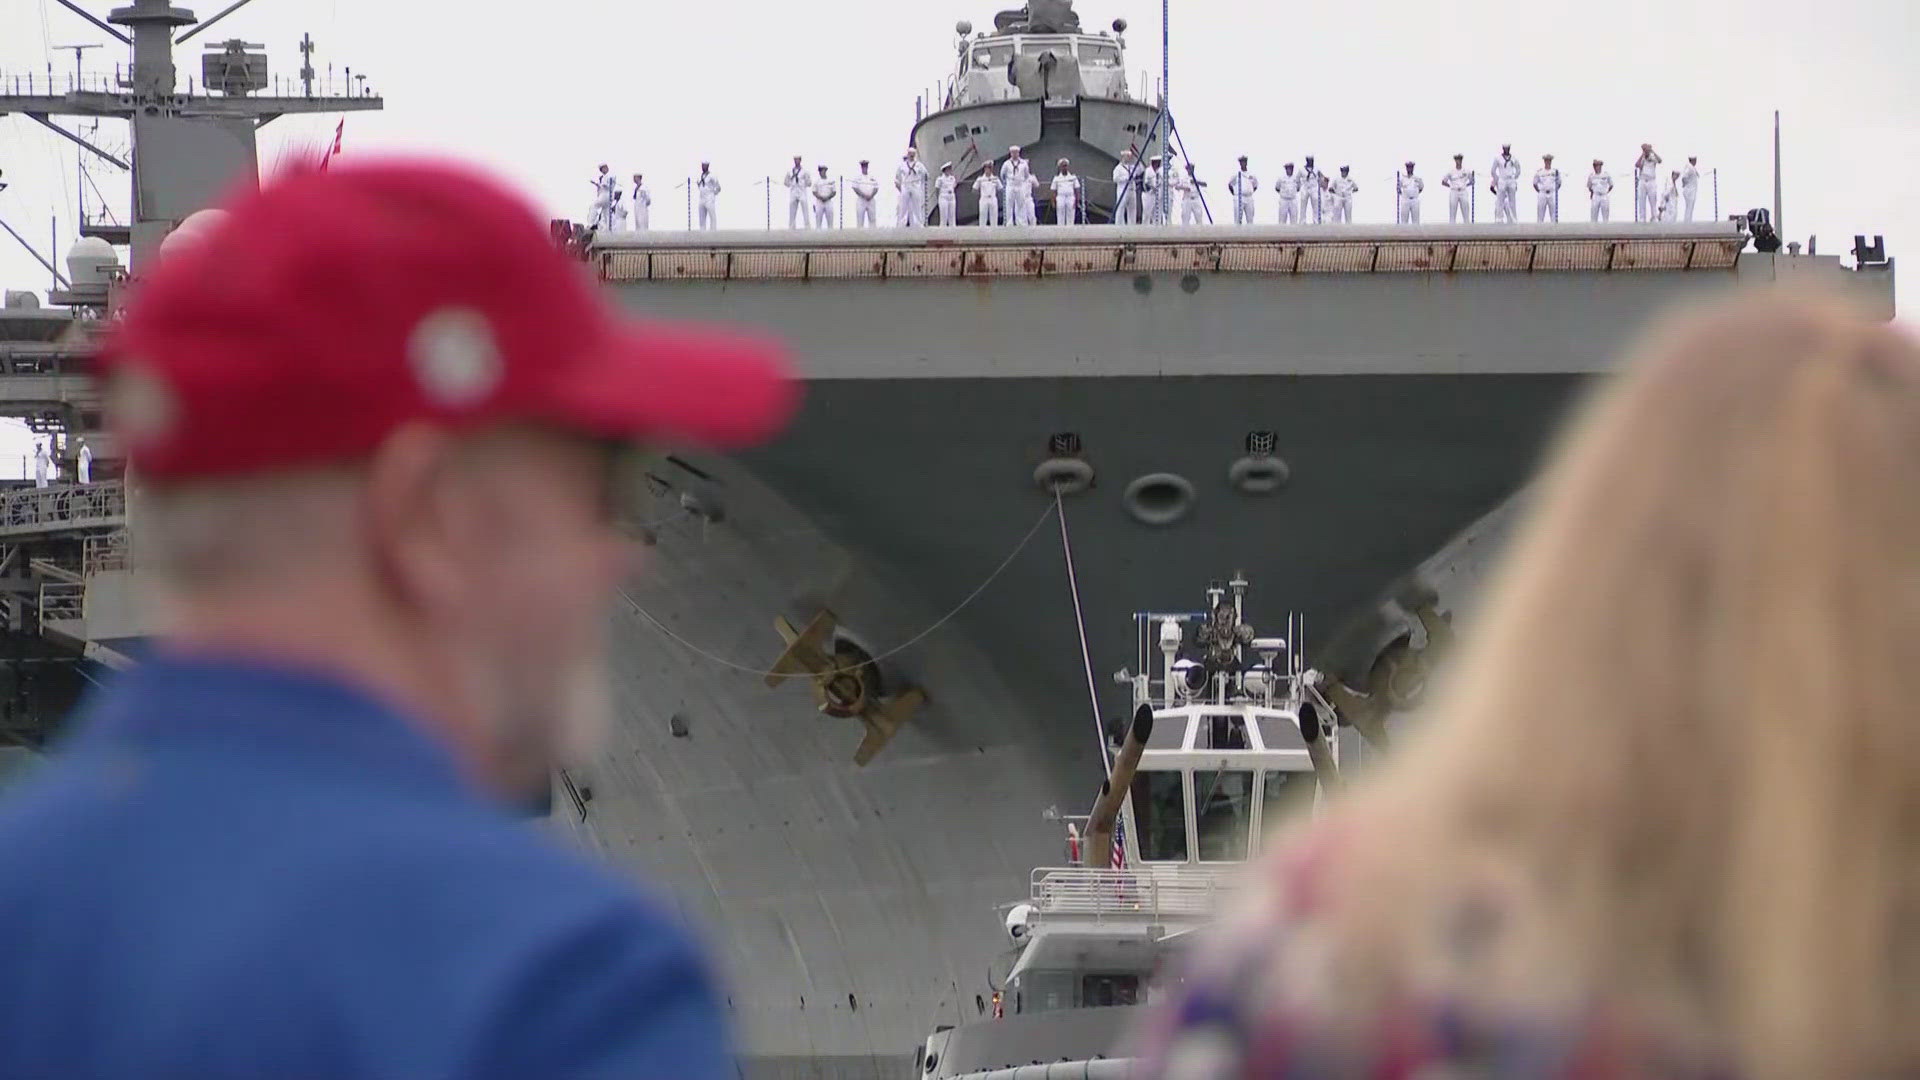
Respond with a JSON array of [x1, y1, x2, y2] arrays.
[[585, 143, 1703, 230]]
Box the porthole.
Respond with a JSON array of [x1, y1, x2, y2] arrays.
[[1124, 473, 1195, 526]]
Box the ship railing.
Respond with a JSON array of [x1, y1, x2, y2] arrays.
[[1, 68, 377, 101], [38, 581, 84, 623], [1030, 866, 1238, 921], [0, 481, 127, 539]]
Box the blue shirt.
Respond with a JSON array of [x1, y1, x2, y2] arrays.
[[0, 655, 732, 1080]]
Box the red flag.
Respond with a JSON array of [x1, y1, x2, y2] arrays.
[[318, 119, 344, 172]]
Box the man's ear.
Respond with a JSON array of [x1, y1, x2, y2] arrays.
[[362, 424, 470, 613]]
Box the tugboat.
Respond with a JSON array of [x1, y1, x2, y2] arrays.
[[910, 0, 1166, 224], [913, 575, 1339, 1077]]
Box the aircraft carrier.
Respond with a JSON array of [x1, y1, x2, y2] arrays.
[[0, 3, 1901, 1079]]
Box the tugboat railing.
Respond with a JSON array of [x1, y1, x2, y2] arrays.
[[1029, 866, 1236, 920]]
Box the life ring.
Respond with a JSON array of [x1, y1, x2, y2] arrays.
[[1124, 472, 1195, 526], [1033, 456, 1095, 495], [1228, 453, 1290, 495]]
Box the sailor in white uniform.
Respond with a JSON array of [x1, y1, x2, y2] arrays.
[[784, 156, 810, 229], [1490, 145, 1521, 224], [935, 163, 959, 226], [630, 174, 651, 231], [1144, 156, 1166, 224], [587, 163, 615, 230], [1299, 156, 1323, 224], [1050, 159, 1081, 224], [1681, 156, 1700, 221], [608, 190, 629, 232], [75, 439, 91, 485], [851, 161, 880, 228], [1534, 154, 1562, 223], [33, 443, 48, 488], [1178, 164, 1206, 225], [1395, 161, 1424, 224], [1112, 150, 1141, 225], [1587, 160, 1613, 222], [1273, 163, 1300, 224], [1327, 166, 1357, 224], [1229, 156, 1258, 224], [973, 167, 1002, 226], [895, 148, 929, 227], [1000, 147, 1035, 227], [812, 165, 838, 228], [1633, 143, 1662, 222], [1660, 170, 1681, 222], [696, 163, 721, 230], [1442, 154, 1475, 223]]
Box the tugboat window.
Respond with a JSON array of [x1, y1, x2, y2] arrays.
[[973, 42, 1015, 67], [1078, 42, 1121, 66], [1193, 770, 1254, 862], [1010, 970, 1075, 1013], [1128, 771, 1188, 862], [1081, 973, 1141, 1007], [1261, 770, 1316, 848], [1200, 714, 1249, 750]]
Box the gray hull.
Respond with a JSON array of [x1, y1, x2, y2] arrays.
[[910, 98, 1164, 224]]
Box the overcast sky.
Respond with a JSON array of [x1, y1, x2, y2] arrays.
[[0, 0, 1913, 471]]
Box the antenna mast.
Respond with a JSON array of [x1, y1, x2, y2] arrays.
[[1772, 109, 1783, 241]]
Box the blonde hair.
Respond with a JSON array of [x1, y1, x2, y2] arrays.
[[1278, 299, 1920, 1077]]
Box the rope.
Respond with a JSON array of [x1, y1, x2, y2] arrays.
[[621, 498, 1058, 678], [1054, 490, 1111, 774]]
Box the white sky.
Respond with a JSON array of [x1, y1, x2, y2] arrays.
[[0, 0, 1913, 446]]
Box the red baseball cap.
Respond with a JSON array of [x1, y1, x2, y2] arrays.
[[96, 158, 798, 479]]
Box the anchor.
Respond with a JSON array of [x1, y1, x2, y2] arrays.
[[767, 610, 928, 766]]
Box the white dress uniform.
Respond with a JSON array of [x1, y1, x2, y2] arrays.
[[1680, 163, 1700, 221], [1228, 168, 1259, 224], [588, 171, 616, 230], [1112, 159, 1141, 224], [1533, 166, 1561, 222], [76, 443, 91, 484], [1050, 172, 1081, 224], [935, 173, 959, 226], [851, 172, 880, 228], [1395, 171, 1424, 224], [1442, 167, 1475, 223], [812, 174, 838, 228], [1660, 177, 1680, 222], [33, 445, 48, 488], [1327, 175, 1357, 223], [1634, 152, 1662, 222], [895, 158, 929, 227], [630, 183, 651, 230], [1178, 172, 1205, 225], [1587, 170, 1614, 222], [1491, 155, 1521, 223], [1273, 171, 1301, 224], [1143, 166, 1166, 224], [696, 172, 721, 229], [1298, 164, 1323, 223], [608, 193, 629, 231], [974, 171, 1002, 226], [784, 165, 811, 229], [1000, 157, 1035, 226]]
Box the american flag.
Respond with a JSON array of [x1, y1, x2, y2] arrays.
[[1111, 815, 1127, 870], [318, 119, 344, 172]]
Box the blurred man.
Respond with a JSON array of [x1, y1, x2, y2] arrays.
[[587, 163, 615, 230], [1299, 155, 1323, 223], [0, 160, 797, 1079], [1396, 161, 1424, 224], [1179, 164, 1206, 224], [1442, 154, 1474, 223], [895, 148, 928, 227], [973, 166, 1002, 226], [811, 164, 837, 228], [1327, 166, 1357, 224], [784, 155, 810, 229], [630, 173, 651, 231], [1050, 158, 1081, 225], [32, 442, 48, 487], [1681, 156, 1700, 221], [1273, 162, 1300, 224], [75, 438, 91, 484], [1634, 143, 1662, 222], [696, 162, 721, 229], [1145, 154, 1166, 224], [1588, 159, 1613, 222], [1661, 169, 1682, 222], [1490, 144, 1521, 224], [1229, 155, 1259, 224], [1112, 149, 1141, 225], [1534, 153, 1561, 223], [851, 160, 879, 228], [608, 189, 629, 231], [935, 163, 959, 226]]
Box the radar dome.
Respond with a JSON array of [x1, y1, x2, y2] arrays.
[[1112, 17, 1128, 31], [955, 19, 972, 34], [65, 236, 122, 290]]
